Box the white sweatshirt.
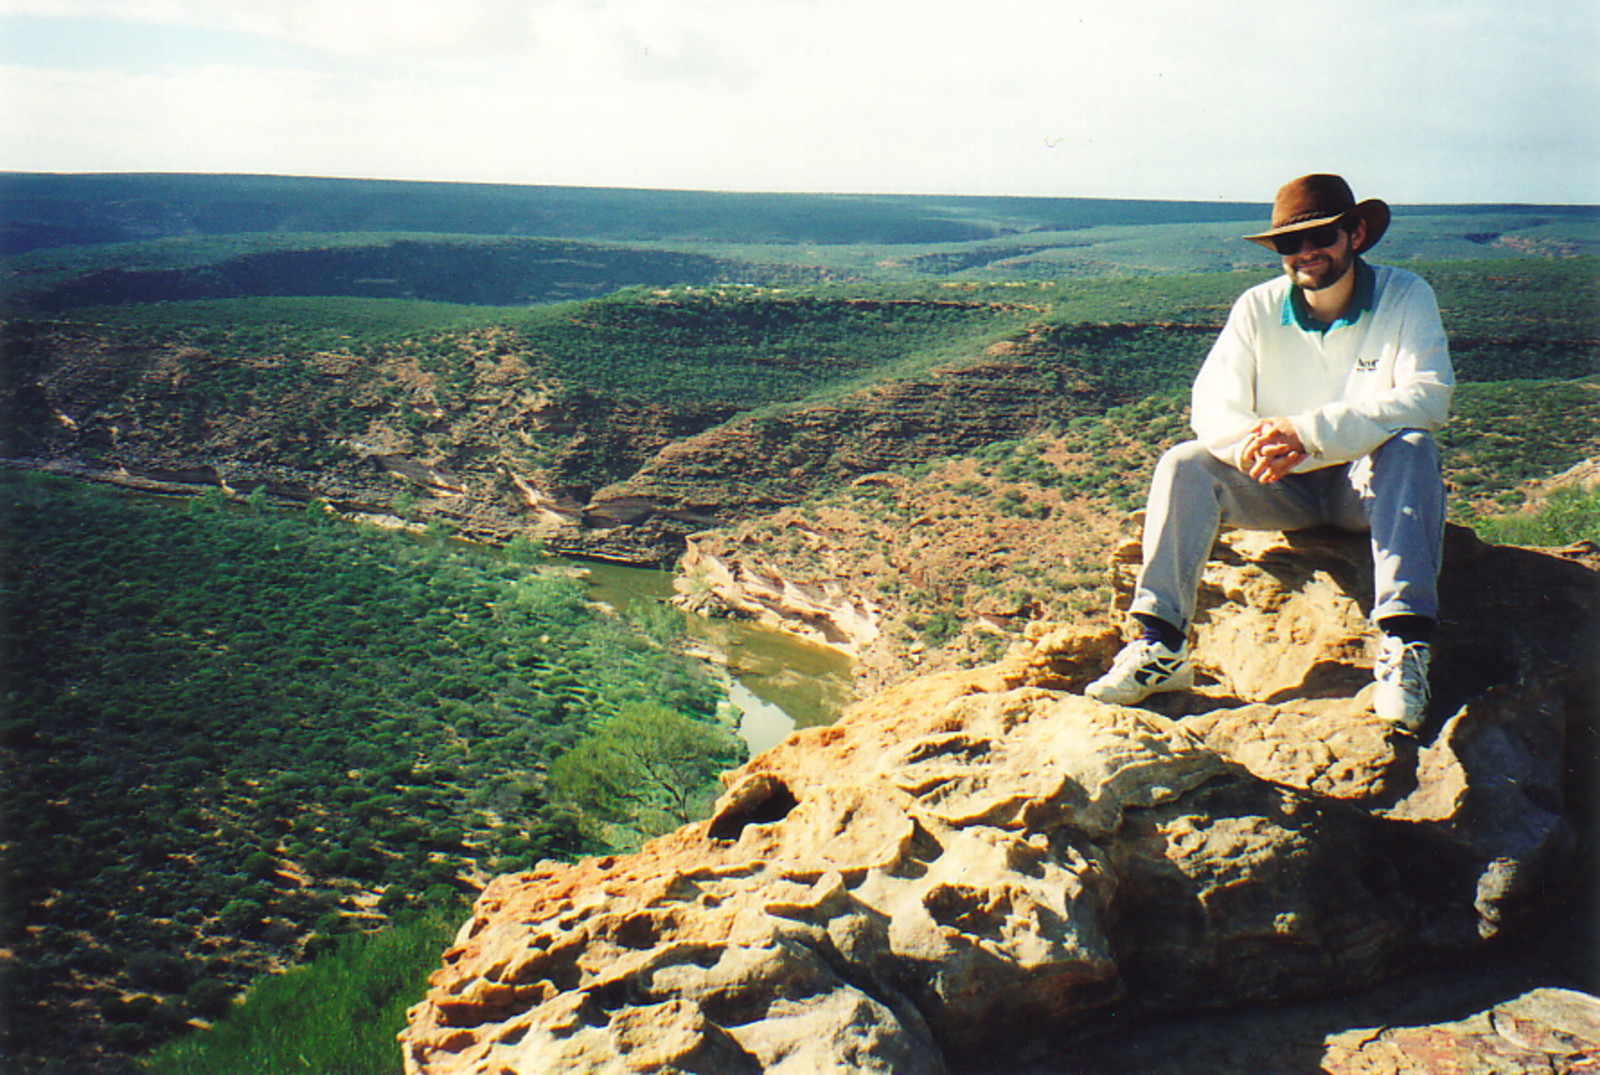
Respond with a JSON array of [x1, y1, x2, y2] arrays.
[[1191, 260, 1454, 473]]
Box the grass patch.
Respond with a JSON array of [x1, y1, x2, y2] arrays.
[[1472, 482, 1600, 547], [1440, 379, 1600, 513], [140, 907, 460, 1075]]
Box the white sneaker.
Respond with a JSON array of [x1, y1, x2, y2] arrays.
[[1373, 636, 1431, 731], [1086, 638, 1194, 705]]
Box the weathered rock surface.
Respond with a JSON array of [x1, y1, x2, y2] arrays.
[[674, 533, 886, 655], [1024, 979, 1600, 1074], [401, 529, 1598, 1074]]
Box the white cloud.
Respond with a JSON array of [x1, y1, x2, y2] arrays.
[[0, 0, 1595, 201]]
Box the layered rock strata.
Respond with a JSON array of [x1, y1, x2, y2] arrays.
[[402, 529, 1598, 1074], [674, 536, 884, 655]]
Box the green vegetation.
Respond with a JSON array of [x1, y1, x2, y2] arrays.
[[1425, 258, 1600, 383], [139, 908, 459, 1075], [5, 173, 1593, 284], [1472, 486, 1600, 550], [1473, 482, 1600, 546], [0, 172, 1275, 256], [984, 393, 1192, 512], [512, 289, 1036, 408], [30, 286, 1037, 410], [10, 258, 1592, 505], [8, 235, 798, 312], [3, 176, 1596, 1071], [1439, 379, 1600, 513], [0, 471, 732, 1066], [550, 702, 745, 845], [913, 609, 965, 648], [48, 294, 509, 356]]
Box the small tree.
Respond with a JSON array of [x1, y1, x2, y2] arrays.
[[505, 533, 544, 563], [550, 703, 745, 840]]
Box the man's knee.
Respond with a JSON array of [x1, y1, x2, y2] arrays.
[[1374, 429, 1440, 468], [1365, 430, 1443, 496], [1153, 440, 1220, 483]]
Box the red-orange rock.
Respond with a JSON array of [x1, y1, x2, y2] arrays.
[[401, 531, 1598, 1073]]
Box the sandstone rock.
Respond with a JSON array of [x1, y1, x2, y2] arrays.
[[402, 532, 1598, 1074], [675, 533, 885, 655], [1320, 988, 1600, 1075], [1020, 979, 1600, 1073]]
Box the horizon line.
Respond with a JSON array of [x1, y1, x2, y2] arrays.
[[5, 169, 1598, 210]]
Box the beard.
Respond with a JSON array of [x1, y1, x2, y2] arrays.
[[1285, 240, 1356, 292]]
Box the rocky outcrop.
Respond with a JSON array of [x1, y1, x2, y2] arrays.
[[674, 536, 885, 655], [1022, 980, 1600, 1074], [401, 527, 1598, 1073]]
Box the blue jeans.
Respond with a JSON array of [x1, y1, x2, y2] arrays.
[[1130, 430, 1446, 630]]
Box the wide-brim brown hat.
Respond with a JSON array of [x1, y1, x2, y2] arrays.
[[1244, 173, 1390, 254]]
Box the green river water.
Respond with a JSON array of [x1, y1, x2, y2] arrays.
[[574, 559, 856, 755]]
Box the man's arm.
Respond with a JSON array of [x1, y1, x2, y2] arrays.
[[1190, 292, 1268, 470], [1288, 273, 1454, 466]]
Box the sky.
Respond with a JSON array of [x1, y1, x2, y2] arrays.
[[1, 0, 1596, 205]]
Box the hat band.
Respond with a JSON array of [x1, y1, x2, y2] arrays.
[[1273, 209, 1349, 231]]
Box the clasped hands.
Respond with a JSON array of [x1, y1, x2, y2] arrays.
[[1240, 417, 1306, 484]]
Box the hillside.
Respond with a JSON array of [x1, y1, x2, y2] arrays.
[[0, 472, 743, 1071], [4, 174, 1596, 312], [2, 176, 1598, 1071], [6, 258, 1597, 702], [5, 257, 1595, 546], [0, 173, 1275, 254]]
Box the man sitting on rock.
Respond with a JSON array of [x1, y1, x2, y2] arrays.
[[1086, 174, 1454, 730]]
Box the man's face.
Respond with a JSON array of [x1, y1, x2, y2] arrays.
[[1280, 220, 1363, 292]]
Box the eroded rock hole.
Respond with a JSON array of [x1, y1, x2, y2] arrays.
[[614, 912, 662, 950], [708, 775, 799, 840], [924, 883, 1006, 935]]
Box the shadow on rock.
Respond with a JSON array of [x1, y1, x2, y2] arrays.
[[400, 530, 1598, 1075]]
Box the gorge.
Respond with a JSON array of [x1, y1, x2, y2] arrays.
[[3, 176, 1597, 1071]]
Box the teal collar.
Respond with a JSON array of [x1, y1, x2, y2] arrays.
[[1283, 258, 1375, 333]]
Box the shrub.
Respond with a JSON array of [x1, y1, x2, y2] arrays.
[[183, 978, 236, 1020], [917, 610, 963, 648], [1473, 483, 1600, 547], [550, 703, 746, 841], [102, 993, 159, 1024], [125, 951, 194, 994], [217, 900, 265, 935], [240, 852, 277, 881]]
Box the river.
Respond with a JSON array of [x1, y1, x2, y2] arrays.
[[577, 559, 857, 755], [30, 466, 854, 757]]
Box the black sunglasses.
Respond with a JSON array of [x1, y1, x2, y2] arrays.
[[1271, 223, 1346, 256]]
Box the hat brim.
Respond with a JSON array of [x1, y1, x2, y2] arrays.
[[1244, 198, 1390, 254]]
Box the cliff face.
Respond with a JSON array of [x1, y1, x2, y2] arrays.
[[400, 528, 1598, 1074], [675, 536, 886, 655], [1, 320, 1101, 564]]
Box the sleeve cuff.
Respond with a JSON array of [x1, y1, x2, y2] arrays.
[[1289, 415, 1322, 458]]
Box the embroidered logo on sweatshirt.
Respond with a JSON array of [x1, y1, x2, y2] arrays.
[[1354, 355, 1381, 372]]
